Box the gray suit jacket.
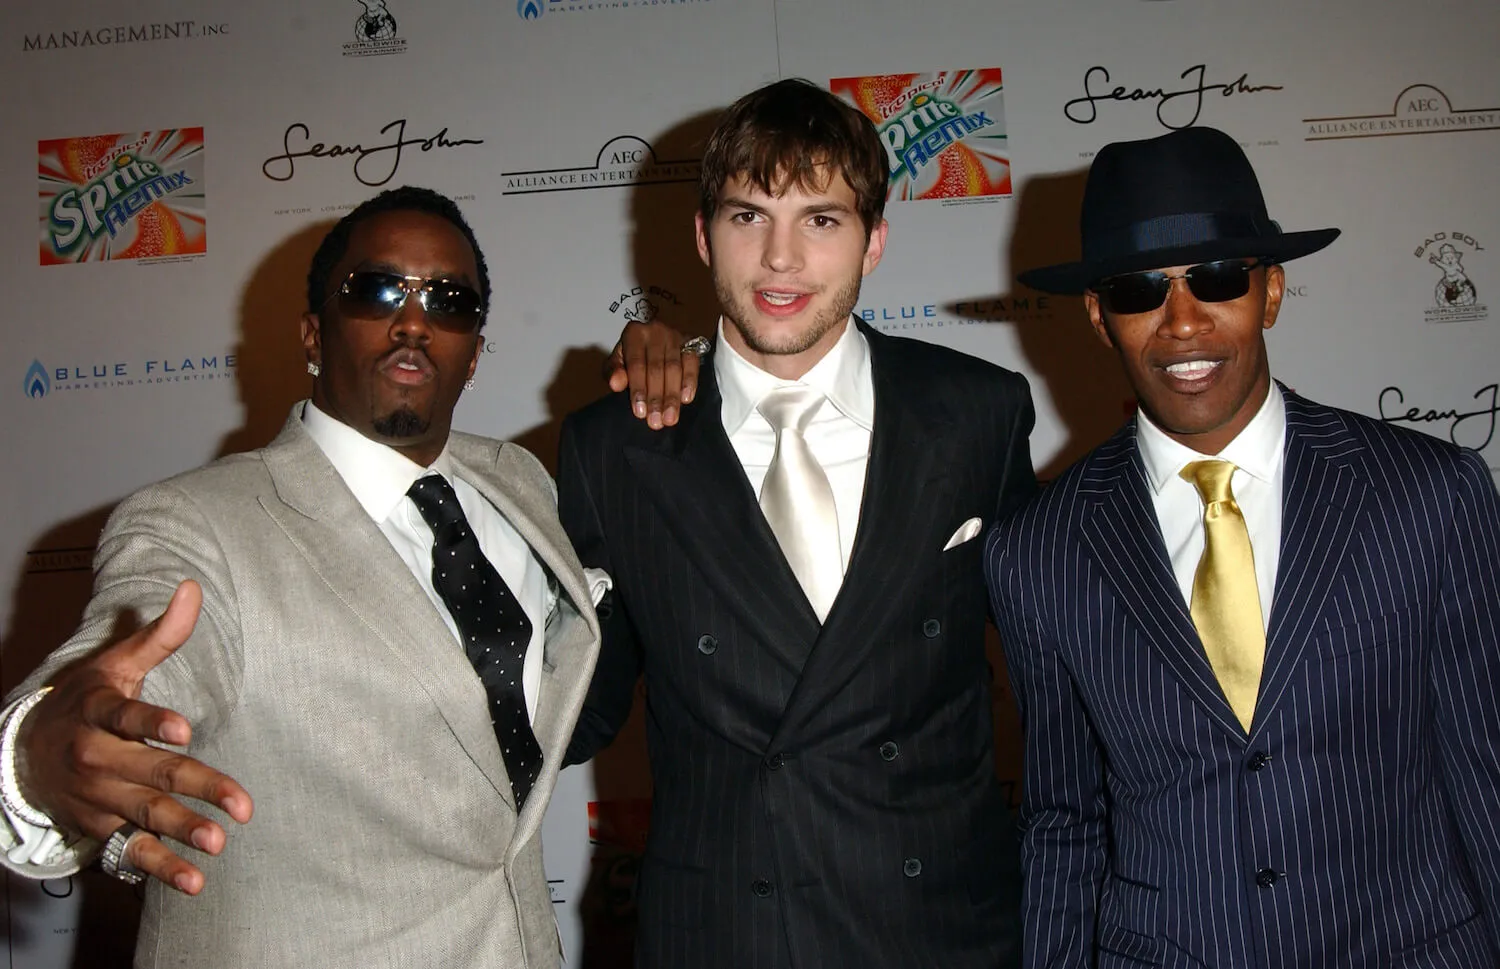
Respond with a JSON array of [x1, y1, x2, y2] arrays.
[[13, 405, 600, 969]]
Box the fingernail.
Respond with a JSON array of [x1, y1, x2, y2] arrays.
[[174, 873, 195, 893], [633, 400, 646, 417], [665, 406, 678, 422], [190, 828, 212, 851]]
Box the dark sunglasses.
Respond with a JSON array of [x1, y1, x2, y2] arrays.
[[323, 271, 484, 331], [1092, 259, 1265, 315]]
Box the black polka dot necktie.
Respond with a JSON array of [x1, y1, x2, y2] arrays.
[[407, 474, 543, 808]]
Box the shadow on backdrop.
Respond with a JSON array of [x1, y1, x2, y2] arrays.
[[947, 166, 1133, 480]]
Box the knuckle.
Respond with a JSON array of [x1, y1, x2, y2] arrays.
[[149, 755, 188, 793], [135, 793, 178, 833]]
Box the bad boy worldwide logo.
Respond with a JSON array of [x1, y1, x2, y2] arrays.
[[831, 70, 1010, 202], [40, 129, 206, 264]]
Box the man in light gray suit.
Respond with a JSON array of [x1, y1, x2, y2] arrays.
[[0, 187, 603, 968]]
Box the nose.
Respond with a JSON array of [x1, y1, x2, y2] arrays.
[[761, 221, 804, 274], [388, 286, 432, 343], [1157, 277, 1212, 340]]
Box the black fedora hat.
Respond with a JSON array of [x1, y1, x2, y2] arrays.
[[1019, 126, 1339, 296]]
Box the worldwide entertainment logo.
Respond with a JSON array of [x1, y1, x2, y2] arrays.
[[40, 129, 206, 265], [344, 0, 406, 57], [607, 283, 684, 327], [1415, 231, 1486, 324], [1304, 85, 1498, 141], [502, 137, 698, 195], [831, 70, 1010, 203]]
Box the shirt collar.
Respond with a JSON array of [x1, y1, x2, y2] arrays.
[[1136, 380, 1287, 495], [300, 400, 456, 523], [713, 316, 875, 435]]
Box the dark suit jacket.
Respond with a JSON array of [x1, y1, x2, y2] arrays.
[[559, 322, 1037, 969], [985, 387, 1500, 969]]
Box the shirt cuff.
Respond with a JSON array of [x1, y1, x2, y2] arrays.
[[0, 690, 93, 878]]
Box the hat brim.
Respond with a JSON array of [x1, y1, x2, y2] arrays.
[[1018, 228, 1341, 297]]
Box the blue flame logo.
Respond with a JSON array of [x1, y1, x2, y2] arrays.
[[518, 0, 543, 19], [24, 360, 49, 399]]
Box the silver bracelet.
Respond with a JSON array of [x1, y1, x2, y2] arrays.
[[0, 688, 56, 829]]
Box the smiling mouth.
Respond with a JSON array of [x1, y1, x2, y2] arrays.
[[760, 291, 807, 306], [1162, 359, 1222, 383]]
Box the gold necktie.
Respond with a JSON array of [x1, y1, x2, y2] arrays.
[[1180, 460, 1265, 731]]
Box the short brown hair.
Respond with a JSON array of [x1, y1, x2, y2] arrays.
[[699, 78, 888, 236]]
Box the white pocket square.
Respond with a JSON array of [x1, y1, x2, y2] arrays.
[[584, 567, 613, 607], [943, 517, 983, 551]]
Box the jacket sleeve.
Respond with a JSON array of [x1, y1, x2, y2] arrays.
[[985, 524, 1106, 969], [557, 415, 642, 767], [1430, 449, 1500, 950]]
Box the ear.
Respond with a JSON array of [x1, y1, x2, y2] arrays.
[[861, 219, 889, 277], [466, 333, 482, 381], [1261, 264, 1285, 331], [1084, 291, 1115, 348], [694, 211, 712, 268], [300, 312, 322, 364]]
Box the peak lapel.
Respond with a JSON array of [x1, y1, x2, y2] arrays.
[[624, 365, 822, 672], [1077, 428, 1248, 740], [771, 337, 952, 743], [1254, 391, 1369, 734]]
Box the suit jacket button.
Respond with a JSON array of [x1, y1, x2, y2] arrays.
[[697, 634, 718, 655], [765, 752, 785, 771], [879, 741, 900, 761], [1255, 868, 1279, 888], [922, 619, 942, 639], [1247, 751, 1271, 772], [903, 858, 922, 877], [751, 879, 773, 898]]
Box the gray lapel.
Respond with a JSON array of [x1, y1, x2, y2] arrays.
[[259, 415, 518, 809]]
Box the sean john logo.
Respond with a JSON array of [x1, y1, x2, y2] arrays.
[[1064, 64, 1283, 130], [261, 120, 484, 187]]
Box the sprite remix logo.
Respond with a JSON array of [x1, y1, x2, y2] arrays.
[[832, 70, 1011, 201], [39, 129, 207, 264]]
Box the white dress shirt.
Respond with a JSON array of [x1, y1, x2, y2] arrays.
[[715, 317, 875, 576], [301, 401, 551, 720], [1136, 381, 1287, 630]]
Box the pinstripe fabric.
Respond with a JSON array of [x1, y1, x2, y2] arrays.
[[560, 322, 1036, 969], [985, 386, 1500, 968]]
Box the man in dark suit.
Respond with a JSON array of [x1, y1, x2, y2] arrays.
[[990, 126, 1500, 967], [560, 79, 1035, 968]]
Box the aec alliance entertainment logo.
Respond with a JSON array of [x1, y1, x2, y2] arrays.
[[23, 352, 236, 400], [832, 70, 1010, 203], [516, 0, 713, 19], [40, 129, 206, 265]]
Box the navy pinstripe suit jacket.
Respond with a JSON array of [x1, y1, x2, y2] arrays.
[[985, 387, 1500, 968], [560, 323, 1035, 969]]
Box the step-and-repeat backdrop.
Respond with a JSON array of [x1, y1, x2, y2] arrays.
[[3, 0, 1495, 964]]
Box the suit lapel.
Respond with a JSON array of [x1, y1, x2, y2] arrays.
[[1077, 426, 1248, 740], [771, 330, 954, 742], [259, 416, 517, 810], [449, 437, 602, 851], [624, 362, 822, 672], [1254, 389, 1369, 734]]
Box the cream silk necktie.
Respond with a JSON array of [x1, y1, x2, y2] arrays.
[[1180, 459, 1265, 731], [758, 385, 842, 622]]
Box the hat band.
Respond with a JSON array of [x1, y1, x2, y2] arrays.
[[1089, 212, 1279, 261]]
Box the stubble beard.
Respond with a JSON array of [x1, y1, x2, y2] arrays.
[[716, 269, 864, 358], [372, 405, 430, 439]]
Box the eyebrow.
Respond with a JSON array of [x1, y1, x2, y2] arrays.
[[353, 259, 476, 287], [719, 196, 855, 219]]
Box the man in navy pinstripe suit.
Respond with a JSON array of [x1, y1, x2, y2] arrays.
[[990, 126, 1500, 967]]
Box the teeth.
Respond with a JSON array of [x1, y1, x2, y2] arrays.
[[760, 292, 801, 306], [1165, 360, 1218, 376], [397, 362, 420, 370]]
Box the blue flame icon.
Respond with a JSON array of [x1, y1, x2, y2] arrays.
[[24, 360, 49, 399], [518, 0, 543, 19]]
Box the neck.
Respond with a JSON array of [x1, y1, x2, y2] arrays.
[[721, 316, 848, 381]]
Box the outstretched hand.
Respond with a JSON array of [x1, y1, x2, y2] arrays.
[[605, 319, 704, 429], [17, 580, 253, 894]]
